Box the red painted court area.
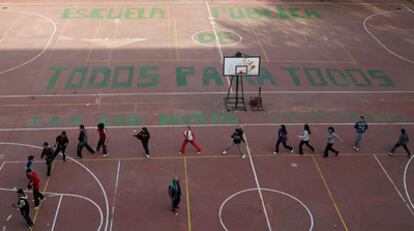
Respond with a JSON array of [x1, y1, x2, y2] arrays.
[[1, 0, 414, 231]]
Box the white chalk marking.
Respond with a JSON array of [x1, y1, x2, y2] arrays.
[[0, 9, 57, 75], [219, 188, 314, 231], [0, 187, 103, 231], [363, 9, 414, 64], [51, 195, 63, 231], [242, 127, 272, 230], [402, 4, 414, 15], [374, 154, 414, 216], [0, 162, 5, 172], [1, 122, 414, 133], [109, 160, 121, 231], [1, 90, 414, 99], [6, 215, 12, 221], [404, 155, 414, 212], [2, 226, 5, 231], [0, 142, 109, 231]]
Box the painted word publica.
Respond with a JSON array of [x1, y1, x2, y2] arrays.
[[47, 66, 159, 89], [213, 6, 320, 19], [61, 8, 166, 19], [281, 67, 395, 87]]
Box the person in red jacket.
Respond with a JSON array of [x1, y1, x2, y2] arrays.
[[26, 169, 45, 209], [179, 126, 201, 155], [96, 123, 108, 157]]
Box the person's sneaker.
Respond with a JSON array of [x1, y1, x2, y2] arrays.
[[290, 148, 294, 153], [197, 152, 201, 154], [102, 154, 108, 157], [353, 146, 356, 150], [355, 147, 359, 151], [388, 152, 394, 156], [34, 206, 39, 210], [222, 151, 227, 155], [335, 151, 339, 157], [273, 152, 278, 155], [241, 154, 247, 159], [145, 154, 150, 158], [178, 152, 182, 155]]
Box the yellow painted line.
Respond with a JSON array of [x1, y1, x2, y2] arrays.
[[76, 152, 389, 162], [248, 21, 269, 62], [319, 20, 357, 64], [32, 161, 55, 227], [174, 19, 180, 61], [312, 156, 349, 231], [86, 21, 102, 62], [183, 157, 192, 231]]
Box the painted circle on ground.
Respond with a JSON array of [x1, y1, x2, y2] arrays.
[[404, 155, 414, 211], [191, 29, 242, 47], [0, 9, 57, 75], [219, 188, 314, 231]]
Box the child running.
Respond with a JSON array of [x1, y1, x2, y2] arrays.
[[222, 128, 247, 159], [274, 125, 294, 154], [323, 126, 344, 158], [96, 123, 108, 157], [298, 124, 315, 155]]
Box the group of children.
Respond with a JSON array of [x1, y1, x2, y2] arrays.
[[11, 116, 412, 228]]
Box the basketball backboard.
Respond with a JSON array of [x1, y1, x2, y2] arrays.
[[223, 56, 261, 76]]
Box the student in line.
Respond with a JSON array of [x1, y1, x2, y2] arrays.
[[298, 124, 315, 155], [96, 123, 108, 157], [389, 128, 411, 158], [134, 127, 151, 158], [12, 189, 34, 228], [274, 125, 294, 154], [179, 126, 201, 155], [323, 126, 343, 158], [222, 127, 247, 159]]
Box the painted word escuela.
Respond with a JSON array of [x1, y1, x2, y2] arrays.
[[61, 6, 320, 20]]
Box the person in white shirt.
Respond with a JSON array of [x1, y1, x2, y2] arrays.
[[298, 124, 315, 154], [179, 126, 201, 154]]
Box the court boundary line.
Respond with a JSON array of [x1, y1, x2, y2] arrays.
[[0, 142, 110, 231], [109, 160, 121, 231], [363, 8, 414, 64], [373, 154, 414, 216], [0, 9, 57, 75], [242, 125, 272, 230], [50, 195, 63, 231], [312, 156, 349, 231], [2, 122, 414, 132], [1, 90, 414, 99], [404, 155, 414, 211]]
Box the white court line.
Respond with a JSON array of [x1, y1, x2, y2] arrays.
[[0, 162, 5, 172], [0, 1, 405, 5], [109, 160, 121, 231], [0, 142, 109, 231], [1, 122, 414, 132], [402, 4, 414, 15], [218, 188, 314, 231], [404, 155, 414, 211], [242, 126, 272, 230], [6, 215, 12, 221], [363, 8, 414, 64], [2, 226, 5, 231], [1, 90, 414, 99], [51, 195, 63, 231], [0, 9, 57, 75], [373, 154, 414, 216], [0, 186, 104, 231]]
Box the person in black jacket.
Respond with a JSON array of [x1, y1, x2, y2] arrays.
[[389, 128, 411, 157], [222, 128, 247, 159], [77, 124, 95, 158], [41, 142, 54, 177], [168, 177, 181, 215], [12, 189, 34, 228], [54, 131, 69, 161], [134, 127, 151, 158]]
